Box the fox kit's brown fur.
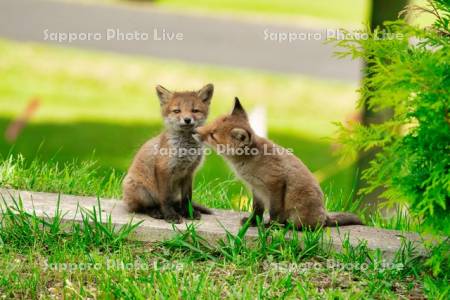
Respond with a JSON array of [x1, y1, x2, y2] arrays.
[[123, 84, 214, 223], [194, 98, 362, 229]]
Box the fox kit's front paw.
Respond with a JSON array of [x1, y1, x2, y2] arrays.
[[241, 216, 258, 226], [164, 213, 183, 224], [181, 208, 201, 220], [147, 207, 164, 219], [179, 201, 203, 220], [191, 209, 202, 220], [162, 206, 184, 224]]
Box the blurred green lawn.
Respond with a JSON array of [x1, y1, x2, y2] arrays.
[[66, 0, 431, 28], [153, 0, 431, 27], [155, 0, 369, 26], [71, 0, 369, 27], [0, 38, 358, 199]]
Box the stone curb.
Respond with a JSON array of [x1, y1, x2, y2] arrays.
[[0, 188, 428, 260]]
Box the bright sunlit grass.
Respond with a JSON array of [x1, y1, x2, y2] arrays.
[[155, 0, 369, 26], [0, 39, 357, 137], [61, 0, 369, 27]]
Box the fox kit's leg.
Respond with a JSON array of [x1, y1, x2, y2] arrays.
[[180, 175, 201, 220], [159, 183, 183, 224], [268, 182, 288, 225], [269, 201, 287, 225], [156, 170, 183, 224], [241, 191, 265, 226]]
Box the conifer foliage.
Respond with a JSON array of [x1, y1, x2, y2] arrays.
[[333, 0, 449, 234]]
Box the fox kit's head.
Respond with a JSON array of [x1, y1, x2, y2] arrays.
[[156, 84, 214, 132], [194, 97, 254, 154]]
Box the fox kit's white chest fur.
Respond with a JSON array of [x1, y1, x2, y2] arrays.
[[167, 133, 203, 176]]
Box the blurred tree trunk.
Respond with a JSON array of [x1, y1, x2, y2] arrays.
[[370, 0, 409, 29], [358, 0, 409, 213]]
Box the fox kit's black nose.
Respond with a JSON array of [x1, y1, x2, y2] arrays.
[[184, 118, 192, 124]]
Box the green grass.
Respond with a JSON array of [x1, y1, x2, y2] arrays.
[[154, 0, 369, 26], [0, 154, 421, 232], [0, 38, 358, 200], [0, 196, 448, 298], [0, 4, 447, 297], [0, 154, 243, 210], [65, 0, 434, 29], [64, 0, 369, 27], [153, 0, 432, 28], [0, 154, 123, 199]]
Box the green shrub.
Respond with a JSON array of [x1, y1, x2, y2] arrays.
[[332, 0, 449, 235]]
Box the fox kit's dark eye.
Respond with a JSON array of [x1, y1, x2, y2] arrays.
[[192, 109, 200, 113], [173, 109, 181, 114]]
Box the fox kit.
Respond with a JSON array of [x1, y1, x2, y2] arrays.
[[123, 84, 214, 223], [194, 98, 362, 229]]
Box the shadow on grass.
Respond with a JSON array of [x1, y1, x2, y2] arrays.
[[0, 118, 355, 199]]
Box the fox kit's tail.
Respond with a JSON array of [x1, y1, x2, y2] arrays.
[[325, 212, 363, 227], [192, 201, 213, 215]]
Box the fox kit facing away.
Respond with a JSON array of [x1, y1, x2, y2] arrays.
[[123, 84, 214, 223], [194, 98, 362, 229]]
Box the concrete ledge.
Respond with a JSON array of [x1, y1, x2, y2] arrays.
[[0, 188, 427, 259]]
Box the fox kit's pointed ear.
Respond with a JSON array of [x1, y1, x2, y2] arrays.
[[231, 97, 248, 120], [156, 85, 173, 105], [197, 83, 214, 103], [231, 128, 251, 146]]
